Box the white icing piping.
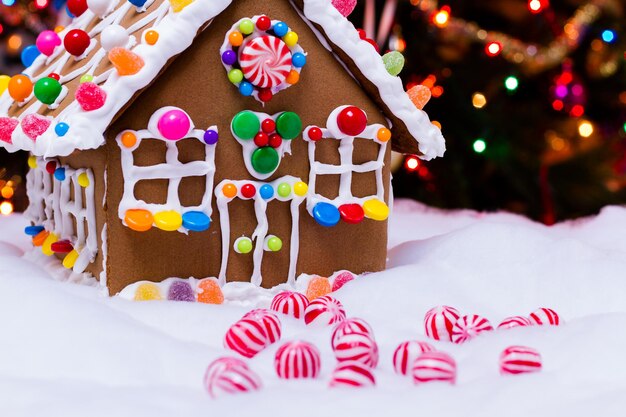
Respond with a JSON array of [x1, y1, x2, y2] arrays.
[[215, 176, 306, 287]]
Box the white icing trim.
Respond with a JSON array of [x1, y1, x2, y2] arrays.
[[0, 0, 444, 160], [215, 176, 306, 287]]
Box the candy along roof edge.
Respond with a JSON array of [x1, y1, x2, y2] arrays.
[[0, 0, 445, 160]]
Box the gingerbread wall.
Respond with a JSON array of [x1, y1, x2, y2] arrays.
[[104, 0, 390, 295]]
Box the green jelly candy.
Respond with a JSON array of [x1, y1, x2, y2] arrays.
[[236, 237, 253, 254], [80, 74, 93, 83], [277, 182, 291, 197], [267, 236, 282, 252], [34, 77, 62, 105], [276, 112, 302, 140], [251, 147, 279, 174], [239, 19, 254, 35], [232, 111, 260, 140], [382, 51, 405, 77]]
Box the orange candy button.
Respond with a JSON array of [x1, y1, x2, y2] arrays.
[[197, 278, 224, 304], [121, 131, 137, 148], [32, 230, 49, 247], [145, 30, 159, 45], [222, 183, 237, 198], [125, 209, 153, 232], [306, 276, 332, 300]]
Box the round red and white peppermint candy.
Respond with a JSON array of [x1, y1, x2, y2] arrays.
[[529, 307, 561, 326], [329, 360, 376, 388], [224, 318, 269, 358], [242, 309, 282, 344], [412, 351, 457, 385], [499, 346, 542, 375], [275, 341, 321, 379], [424, 305, 461, 341], [333, 331, 379, 368], [270, 291, 309, 319], [497, 316, 533, 330], [240, 36, 293, 89], [331, 318, 374, 350], [204, 357, 262, 398], [451, 314, 494, 344], [392, 341, 436, 376], [304, 295, 346, 326]]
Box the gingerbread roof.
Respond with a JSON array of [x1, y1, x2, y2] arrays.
[[0, 0, 445, 159]]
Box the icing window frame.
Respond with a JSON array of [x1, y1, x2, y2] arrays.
[[116, 107, 218, 234]]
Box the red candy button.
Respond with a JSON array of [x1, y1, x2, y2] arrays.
[[241, 183, 256, 199], [339, 204, 364, 224], [51, 240, 73, 253], [262, 118, 276, 133], [64, 29, 91, 56], [254, 132, 269, 147], [308, 127, 323, 141], [337, 106, 367, 137]]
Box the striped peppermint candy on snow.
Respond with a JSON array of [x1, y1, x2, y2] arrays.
[[529, 308, 561, 326], [304, 295, 346, 326], [224, 318, 270, 358], [331, 318, 375, 350], [329, 360, 376, 388], [333, 331, 379, 368], [412, 351, 457, 385], [275, 341, 321, 379], [239, 36, 293, 89], [499, 346, 542, 375], [270, 291, 309, 319], [424, 305, 461, 341], [203, 357, 262, 398], [451, 314, 494, 344], [242, 309, 282, 344], [392, 341, 436, 376], [497, 316, 533, 330]]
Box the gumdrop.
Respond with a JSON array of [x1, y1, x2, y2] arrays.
[[75, 82, 107, 111], [382, 51, 405, 76], [108, 47, 145, 76], [169, 0, 194, 13], [408, 85, 432, 110], [167, 280, 195, 302], [21, 114, 51, 141], [331, 0, 357, 17], [0, 117, 19, 144], [134, 282, 162, 301], [306, 276, 332, 300], [332, 271, 355, 292], [197, 278, 224, 304]]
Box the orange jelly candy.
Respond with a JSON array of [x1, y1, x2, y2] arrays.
[[125, 209, 153, 232], [197, 278, 224, 304], [108, 47, 145, 76], [408, 85, 432, 110], [306, 276, 332, 300], [32, 230, 49, 247]]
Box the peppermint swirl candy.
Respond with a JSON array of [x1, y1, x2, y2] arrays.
[[240, 36, 293, 89]]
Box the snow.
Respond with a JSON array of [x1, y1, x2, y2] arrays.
[[1, 200, 626, 416]]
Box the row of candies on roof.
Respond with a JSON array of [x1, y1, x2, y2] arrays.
[[204, 298, 552, 397]]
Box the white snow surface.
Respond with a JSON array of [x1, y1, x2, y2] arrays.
[[1, 199, 626, 416]]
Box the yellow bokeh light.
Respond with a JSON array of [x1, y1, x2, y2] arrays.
[[7, 34, 23, 53], [578, 121, 594, 138], [434, 10, 450, 28], [472, 92, 487, 109], [0, 201, 13, 216]]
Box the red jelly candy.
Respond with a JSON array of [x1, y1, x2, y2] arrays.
[[75, 82, 107, 111], [331, 0, 357, 17], [0, 117, 19, 144], [21, 114, 51, 141], [339, 203, 364, 224], [332, 271, 355, 292]]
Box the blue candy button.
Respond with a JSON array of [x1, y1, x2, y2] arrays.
[[260, 184, 274, 200], [182, 211, 211, 232], [54, 168, 66, 181], [21, 45, 41, 68], [24, 225, 45, 236], [312, 202, 340, 227]]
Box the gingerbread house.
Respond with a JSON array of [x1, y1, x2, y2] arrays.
[[0, 0, 445, 295]]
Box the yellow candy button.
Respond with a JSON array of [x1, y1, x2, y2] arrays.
[[27, 155, 37, 169], [77, 173, 90, 188], [125, 209, 153, 232], [363, 199, 389, 221], [294, 181, 308, 197], [134, 283, 162, 301], [154, 210, 182, 231], [42, 233, 59, 256], [63, 249, 79, 269], [169, 0, 194, 13]]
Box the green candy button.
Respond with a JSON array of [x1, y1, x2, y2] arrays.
[[232, 111, 260, 140], [34, 77, 62, 105], [251, 147, 280, 174], [276, 112, 302, 140]]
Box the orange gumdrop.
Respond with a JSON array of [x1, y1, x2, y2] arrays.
[[108, 47, 145, 76], [125, 209, 153, 232], [306, 276, 332, 300], [197, 278, 224, 304], [32, 230, 49, 247], [8, 75, 33, 102], [408, 85, 432, 110]]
